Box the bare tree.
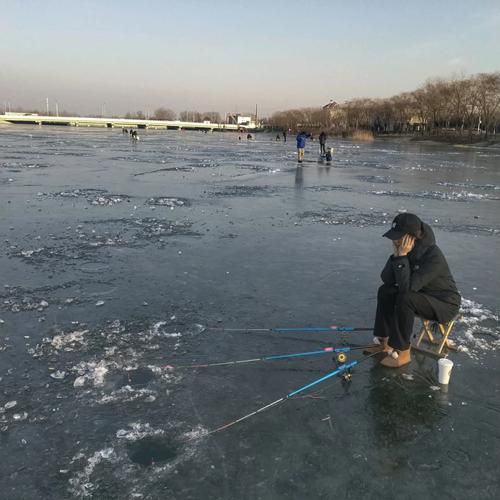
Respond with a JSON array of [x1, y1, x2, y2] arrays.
[[179, 111, 203, 122], [153, 107, 176, 120], [449, 77, 473, 133], [125, 111, 145, 119], [390, 93, 414, 132], [475, 72, 500, 137]]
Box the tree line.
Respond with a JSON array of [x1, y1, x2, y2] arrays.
[[268, 72, 500, 139], [124, 108, 222, 123]]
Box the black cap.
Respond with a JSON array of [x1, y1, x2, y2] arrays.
[[383, 213, 422, 240]]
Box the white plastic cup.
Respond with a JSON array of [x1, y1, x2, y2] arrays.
[[438, 358, 454, 385]]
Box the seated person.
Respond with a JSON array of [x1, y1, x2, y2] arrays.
[[367, 213, 461, 367]]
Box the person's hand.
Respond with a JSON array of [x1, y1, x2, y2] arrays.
[[394, 234, 415, 257]]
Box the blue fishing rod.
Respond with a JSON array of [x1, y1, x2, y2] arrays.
[[205, 351, 379, 435], [207, 325, 373, 333], [170, 344, 376, 369]]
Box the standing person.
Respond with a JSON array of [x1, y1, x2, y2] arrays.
[[319, 131, 327, 155], [282, 130, 287, 142], [296, 131, 307, 164], [367, 213, 461, 367]]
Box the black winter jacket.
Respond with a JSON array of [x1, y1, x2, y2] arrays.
[[381, 223, 461, 311]]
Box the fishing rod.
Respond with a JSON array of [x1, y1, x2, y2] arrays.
[[205, 352, 379, 436], [171, 344, 376, 369], [207, 325, 373, 333]]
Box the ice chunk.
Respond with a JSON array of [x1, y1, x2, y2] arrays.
[[74, 376, 86, 387], [51, 330, 87, 350]]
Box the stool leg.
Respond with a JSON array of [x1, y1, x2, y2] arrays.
[[424, 320, 435, 344], [437, 320, 455, 354], [415, 322, 427, 347]]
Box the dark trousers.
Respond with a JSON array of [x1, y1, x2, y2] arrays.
[[374, 285, 443, 350], [320, 143, 326, 154]]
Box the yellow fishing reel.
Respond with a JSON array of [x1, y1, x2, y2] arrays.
[[336, 352, 348, 364]]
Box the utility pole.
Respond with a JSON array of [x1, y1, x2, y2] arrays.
[[55, 102, 59, 117], [255, 104, 258, 125], [46, 97, 49, 116]]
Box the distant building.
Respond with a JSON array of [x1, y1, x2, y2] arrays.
[[322, 100, 345, 129], [237, 115, 253, 125], [322, 100, 338, 112], [226, 113, 257, 129]]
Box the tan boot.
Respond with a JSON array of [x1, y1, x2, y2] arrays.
[[380, 348, 412, 368], [363, 337, 390, 354]]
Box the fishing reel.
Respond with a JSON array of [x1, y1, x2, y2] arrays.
[[331, 351, 352, 383], [336, 352, 348, 364], [331, 350, 348, 364]]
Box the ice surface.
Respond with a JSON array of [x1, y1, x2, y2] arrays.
[[1, 127, 499, 499]]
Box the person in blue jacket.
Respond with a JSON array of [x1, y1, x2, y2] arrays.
[[296, 131, 308, 163]]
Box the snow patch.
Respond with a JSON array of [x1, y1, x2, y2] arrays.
[[68, 448, 117, 497], [456, 298, 500, 360]]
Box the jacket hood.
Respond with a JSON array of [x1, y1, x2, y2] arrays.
[[409, 222, 435, 261], [420, 222, 435, 246]]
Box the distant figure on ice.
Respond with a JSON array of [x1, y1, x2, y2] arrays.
[[247, 133, 253, 140], [296, 131, 308, 163], [276, 134, 281, 141], [366, 213, 460, 368], [325, 147, 333, 163], [319, 131, 327, 155], [282, 130, 287, 142]]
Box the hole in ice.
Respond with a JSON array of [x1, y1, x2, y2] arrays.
[[127, 436, 178, 466], [120, 367, 155, 387]]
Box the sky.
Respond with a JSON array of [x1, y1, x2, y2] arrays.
[[1, 0, 499, 117]]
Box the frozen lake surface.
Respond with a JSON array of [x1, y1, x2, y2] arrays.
[[0, 126, 499, 499]]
